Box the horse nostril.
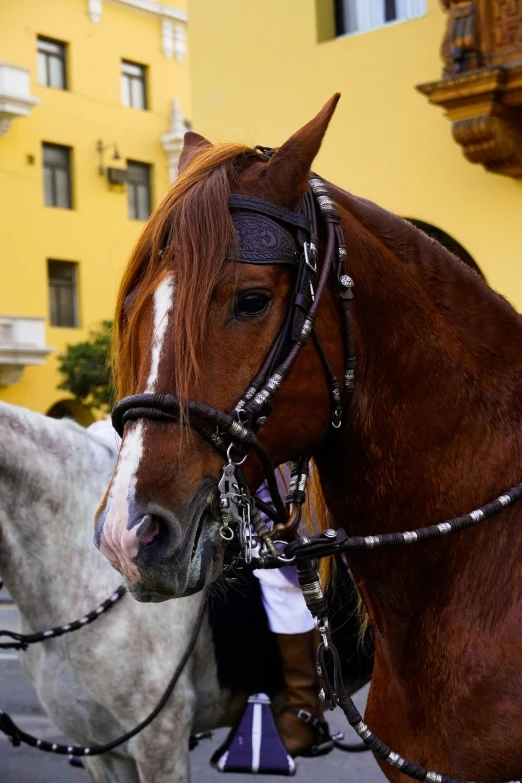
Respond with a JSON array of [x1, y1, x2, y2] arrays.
[[135, 514, 161, 545]]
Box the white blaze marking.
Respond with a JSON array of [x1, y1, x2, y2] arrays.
[[146, 277, 176, 393], [100, 276, 175, 580]]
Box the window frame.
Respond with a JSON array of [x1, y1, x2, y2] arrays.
[[43, 143, 72, 209], [334, 0, 426, 37], [47, 259, 79, 328], [37, 35, 67, 90], [127, 160, 152, 221], [121, 60, 148, 110]]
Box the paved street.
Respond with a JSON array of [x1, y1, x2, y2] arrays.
[[0, 592, 385, 782]]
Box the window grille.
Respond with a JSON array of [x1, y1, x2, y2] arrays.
[[37, 36, 67, 89], [121, 61, 147, 109], [48, 260, 78, 328], [127, 161, 151, 221], [335, 0, 426, 35], [43, 143, 72, 209]]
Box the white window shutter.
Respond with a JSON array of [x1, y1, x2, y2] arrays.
[[396, 0, 427, 19]]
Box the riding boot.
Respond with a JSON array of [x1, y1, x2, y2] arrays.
[[275, 630, 331, 757]]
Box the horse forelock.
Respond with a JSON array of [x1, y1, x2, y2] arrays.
[[114, 142, 258, 405]]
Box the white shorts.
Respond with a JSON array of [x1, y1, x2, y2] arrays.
[[254, 566, 315, 634]]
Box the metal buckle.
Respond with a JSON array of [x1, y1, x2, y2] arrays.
[[303, 242, 317, 273], [314, 616, 329, 651], [297, 709, 313, 724]]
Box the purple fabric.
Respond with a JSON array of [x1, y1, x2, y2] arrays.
[[215, 696, 295, 775], [256, 480, 299, 587]]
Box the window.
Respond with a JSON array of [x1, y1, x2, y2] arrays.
[[48, 260, 78, 327], [121, 60, 147, 109], [43, 143, 72, 208], [335, 0, 426, 36], [127, 161, 151, 220], [37, 36, 67, 89]]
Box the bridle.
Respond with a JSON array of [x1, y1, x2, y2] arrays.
[[112, 155, 356, 568]]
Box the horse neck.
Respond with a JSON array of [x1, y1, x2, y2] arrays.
[[315, 191, 522, 649], [0, 404, 118, 628]]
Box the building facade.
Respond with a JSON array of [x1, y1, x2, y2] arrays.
[[0, 0, 189, 422], [188, 0, 522, 307], [2, 0, 521, 422]]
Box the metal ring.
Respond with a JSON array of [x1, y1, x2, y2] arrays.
[[271, 541, 296, 565], [314, 616, 329, 634], [226, 442, 248, 466], [331, 418, 342, 429], [219, 526, 235, 541], [276, 554, 296, 564]]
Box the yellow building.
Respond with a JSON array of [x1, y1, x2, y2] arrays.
[[0, 0, 190, 422], [2, 0, 521, 422], [188, 0, 522, 306]]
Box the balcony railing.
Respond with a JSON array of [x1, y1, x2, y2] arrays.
[[0, 63, 40, 137], [0, 317, 53, 386]]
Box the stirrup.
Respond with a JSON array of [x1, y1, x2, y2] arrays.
[[212, 693, 296, 775]]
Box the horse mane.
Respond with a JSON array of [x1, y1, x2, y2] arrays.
[[331, 183, 521, 343], [113, 143, 258, 403]]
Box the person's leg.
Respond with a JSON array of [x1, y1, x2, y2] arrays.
[[254, 567, 327, 756]]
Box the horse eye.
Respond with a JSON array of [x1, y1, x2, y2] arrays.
[[235, 292, 270, 318]]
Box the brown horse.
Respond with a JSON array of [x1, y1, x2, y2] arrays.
[[95, 95, 522, 782]]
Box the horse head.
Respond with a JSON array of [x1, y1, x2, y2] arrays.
[[94, 95, 345, 601]]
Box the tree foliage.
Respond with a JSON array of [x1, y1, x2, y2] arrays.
[[57, 320, 114, 411]]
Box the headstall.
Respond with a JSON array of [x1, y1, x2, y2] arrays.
[[112, 153, 356, 578]]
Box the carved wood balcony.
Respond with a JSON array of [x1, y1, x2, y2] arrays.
[[417, 1, 522, 178]]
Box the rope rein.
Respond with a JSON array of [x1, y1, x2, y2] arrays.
[[0, 586, 126, 651], [0, 591, 205, 757]]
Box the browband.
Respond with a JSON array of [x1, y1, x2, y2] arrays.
[[227, 213, 300, 265], [228, 194, 311, 233], [227, 193, 310, 266]]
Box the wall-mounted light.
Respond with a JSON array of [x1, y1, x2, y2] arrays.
[[96, 140, 121, 175]]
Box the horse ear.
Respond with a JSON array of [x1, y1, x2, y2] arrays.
[[261, 94, 341, 205], [178, 131, 213, 174]]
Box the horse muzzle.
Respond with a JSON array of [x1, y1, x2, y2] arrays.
[[95, 477, 225, 601]]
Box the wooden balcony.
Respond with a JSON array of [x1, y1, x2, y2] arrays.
[[417, 1, 522, 178]]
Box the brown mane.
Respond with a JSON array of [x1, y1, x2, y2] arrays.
[[113, 142, 257, 403]]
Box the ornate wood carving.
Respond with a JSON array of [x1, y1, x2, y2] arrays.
[[494, 0, 522, 49], [417, 1, 522, 177]]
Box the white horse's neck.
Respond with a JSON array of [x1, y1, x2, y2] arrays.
[[0, 402, 119, 629]]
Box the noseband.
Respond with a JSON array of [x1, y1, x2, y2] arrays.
[[112, 159, 356, 565]]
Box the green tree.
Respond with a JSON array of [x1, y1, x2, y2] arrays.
[[57, 320, 114, 412]]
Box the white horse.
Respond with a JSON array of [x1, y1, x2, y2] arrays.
[[0, 400, 227, 783]]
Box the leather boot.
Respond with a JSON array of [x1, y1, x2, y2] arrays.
[[275, 630, 332, 757]]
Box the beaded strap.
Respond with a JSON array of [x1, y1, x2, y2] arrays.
[[0, 586, 126, 651]]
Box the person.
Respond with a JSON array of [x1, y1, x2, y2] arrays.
[[87, 419, 325, 756], [253, 481, 326, 756]]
